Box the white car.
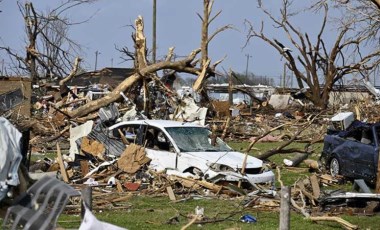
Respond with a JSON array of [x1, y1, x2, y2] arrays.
[[108, 120, 274, 186]]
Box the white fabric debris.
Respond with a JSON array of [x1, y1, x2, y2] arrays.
[[69, 120, 94, 161], [79, 204, 127, 230]]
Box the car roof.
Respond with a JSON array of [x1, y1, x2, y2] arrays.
[[109, 119, 204, 130]]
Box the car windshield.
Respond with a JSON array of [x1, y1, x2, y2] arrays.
[[165, 127, 231, 152]]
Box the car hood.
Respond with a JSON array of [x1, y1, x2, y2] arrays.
[[184, 151, 263, 169]]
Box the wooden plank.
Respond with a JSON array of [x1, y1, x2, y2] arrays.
[[118, 128, 130, 145], [57, 143, 69, 183], [116, 180, 124, 193], [166, 186, 176, 201], [310, 174, 321, 198], [80, 160, 89, 178]]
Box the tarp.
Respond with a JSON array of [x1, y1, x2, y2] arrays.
[[0, 117, 22, 201]]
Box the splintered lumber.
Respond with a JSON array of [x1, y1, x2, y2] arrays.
[[296, 181, 316, 205], [118, 129, 130, 145], [221, 117, 231, 140], [81, 136, 105, 159], [80, 160, 89, 178], [111, 193, 133, 203], [309, 175, 321, 198], [309, 217, 358, 230], [166, 186, 176, 201], [118, 144, 151, 174], [116, 180, 124, 193], [168, 175, 222, 192], [57, 143, 69, 183], [193, 59, 211, 92]]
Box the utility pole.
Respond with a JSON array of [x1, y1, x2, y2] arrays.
[[152, 0, 157, 63], [1, 59, 4, 76], [283, 63, 286, 89], [111, 58, 113, 67], [94, 51, 100, 71], [228, 69, 233, 107], [245, 54, 251, 79]]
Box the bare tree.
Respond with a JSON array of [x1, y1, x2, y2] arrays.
[[0, 0, 95, 82], [246, 0, 380, 108], [335, 0, 380, 41], [192, 0, 231, 104]]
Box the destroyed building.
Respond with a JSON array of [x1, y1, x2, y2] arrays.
[[0, 76, 32, 117]]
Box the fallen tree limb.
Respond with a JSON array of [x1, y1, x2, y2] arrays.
[[257, 113, 322, 160], [68, 48, 201, 118], [41, 126, 70, 142], [59, 57, 81, 86], [238, 124, 286, 187]]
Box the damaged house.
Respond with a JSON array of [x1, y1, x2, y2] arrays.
[[0, 76, 31, 117]]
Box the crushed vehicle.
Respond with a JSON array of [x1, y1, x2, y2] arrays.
[[320, 113, 379, 184], [107, 120, 275, 187]]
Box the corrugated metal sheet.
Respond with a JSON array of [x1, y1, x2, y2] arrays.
[[86, 124, 126, 157]]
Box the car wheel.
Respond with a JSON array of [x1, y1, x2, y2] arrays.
[[329, 157, 340, 177]]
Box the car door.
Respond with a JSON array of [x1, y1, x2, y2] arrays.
[[352, 129, 378, 179], [144, 126, 177, 171]]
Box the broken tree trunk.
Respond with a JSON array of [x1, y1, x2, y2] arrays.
[[59, 57, 81, 86], [67, 17, 202, 119], [193, 59, 210, 92], [68, 50, 201, 118]]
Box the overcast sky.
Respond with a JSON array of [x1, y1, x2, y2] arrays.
[[0, 0, 334, 84]]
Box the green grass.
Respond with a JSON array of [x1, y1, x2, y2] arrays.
[[3, 141, 379, 229], [55, 195, 380, 229]]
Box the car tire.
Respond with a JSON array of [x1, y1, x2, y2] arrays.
[[329, 157, 341, 177]]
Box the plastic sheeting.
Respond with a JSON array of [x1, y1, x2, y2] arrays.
[[79, 204, 127, 230], [0, 117, 22, 201]]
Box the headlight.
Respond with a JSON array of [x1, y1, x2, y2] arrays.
[[208, 163, 235, 172]]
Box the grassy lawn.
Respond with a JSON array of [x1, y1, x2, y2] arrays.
[[56, 195, 380, 229], [3, 141, 380, 229]]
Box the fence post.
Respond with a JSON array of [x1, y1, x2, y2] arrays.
[[279, 186, 290, 230]]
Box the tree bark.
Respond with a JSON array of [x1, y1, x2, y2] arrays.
[[59, 57, 81, 86], [371, 0, 380, 9], [201, 0, 211, 68]]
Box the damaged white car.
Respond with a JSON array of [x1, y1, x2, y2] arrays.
[[109, 120, 274, 187]]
